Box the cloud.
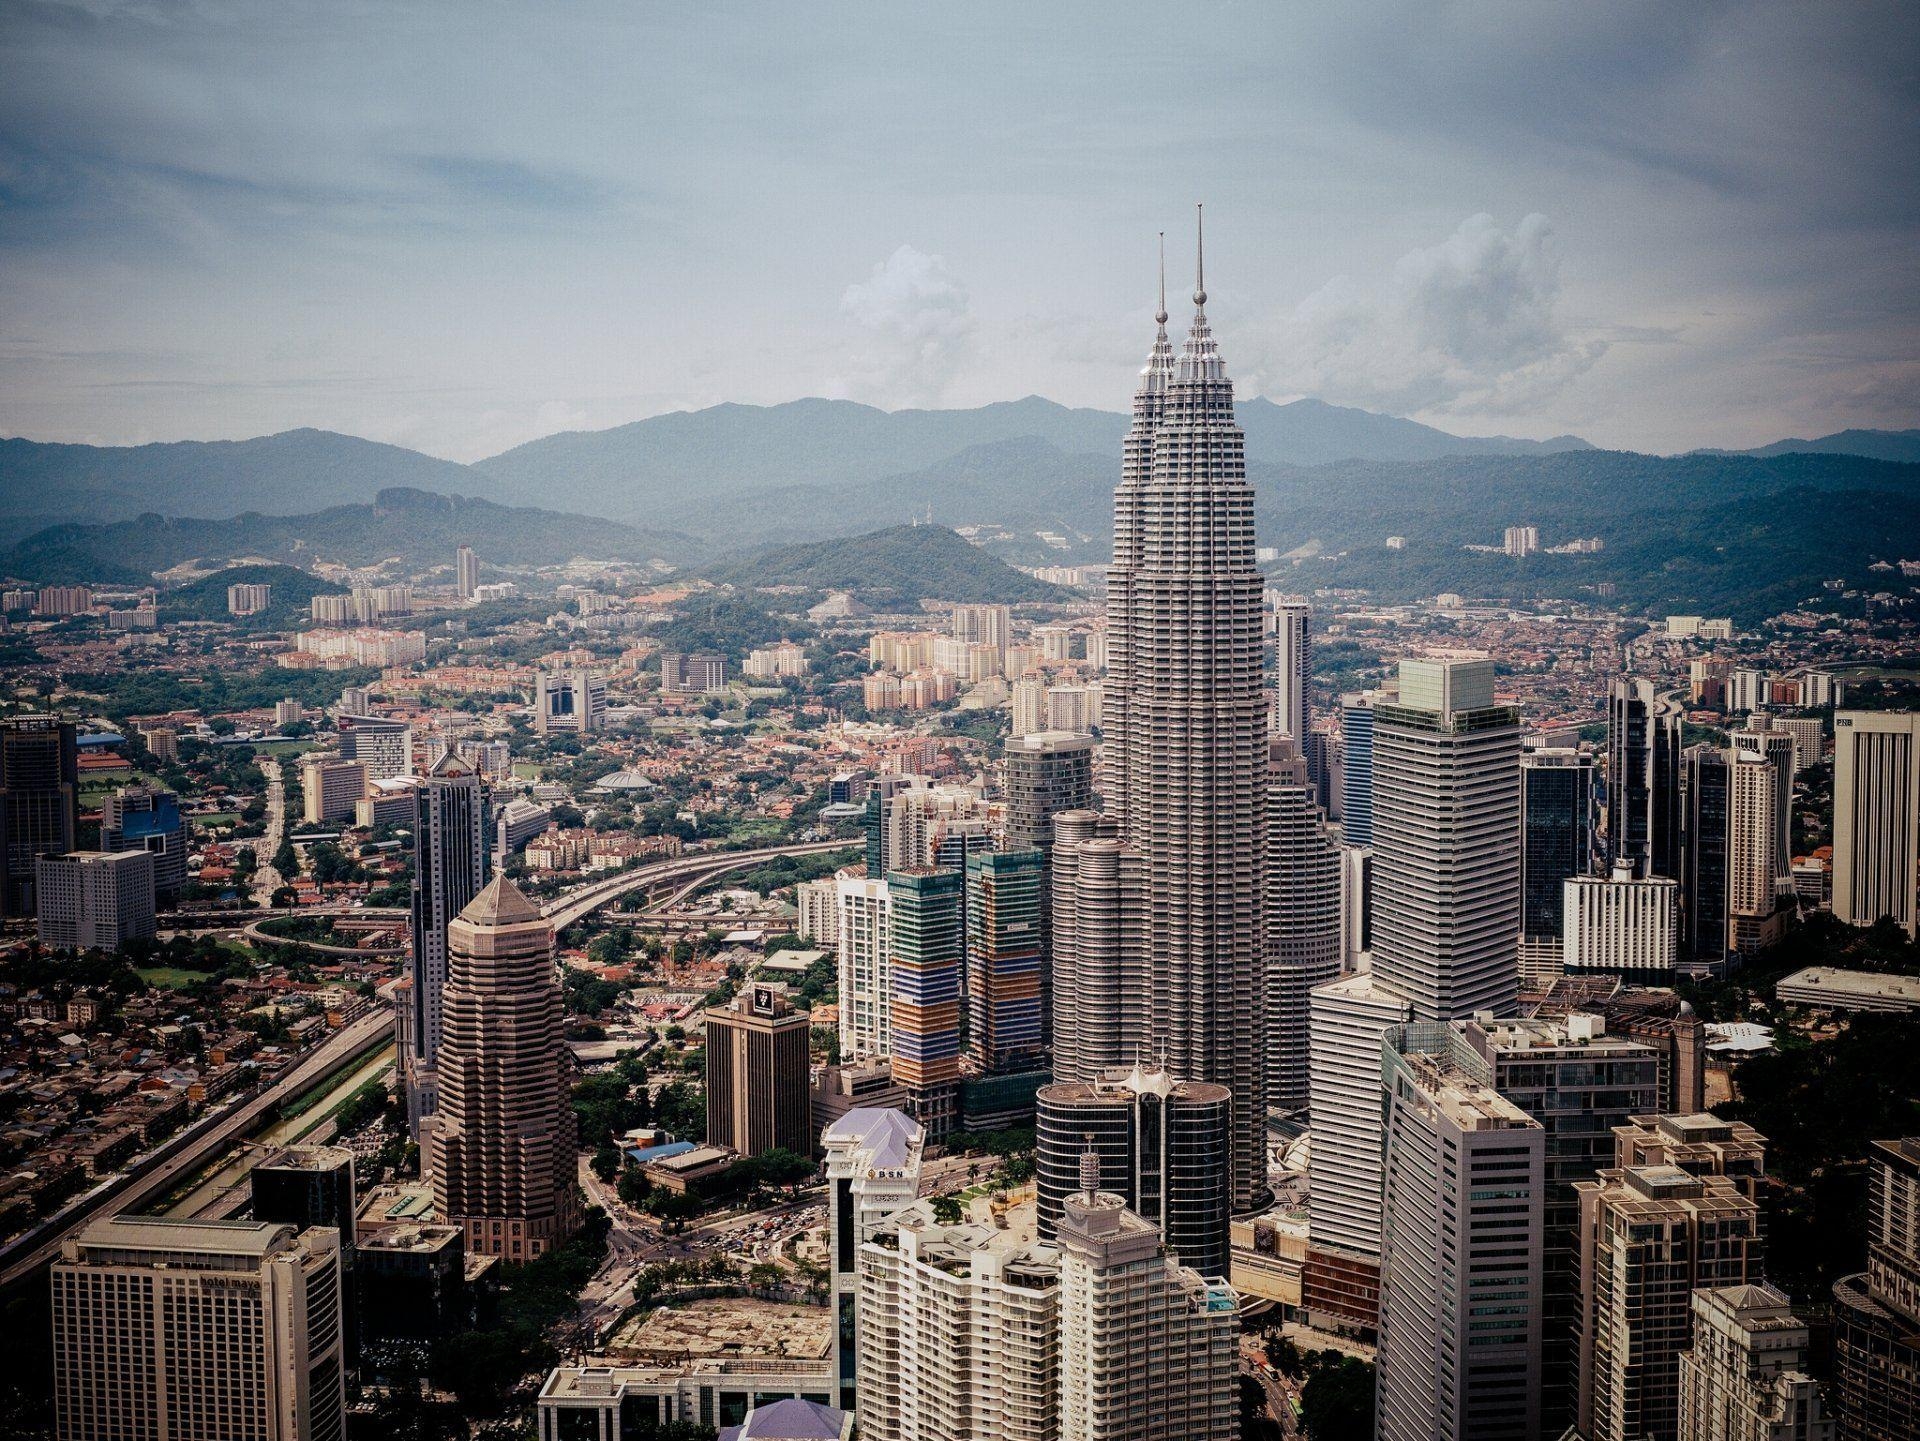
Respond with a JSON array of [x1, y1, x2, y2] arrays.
[[836, 244, 975, 408], [1247, 214, 1608, 417]]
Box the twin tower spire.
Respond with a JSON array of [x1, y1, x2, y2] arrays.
[[1142, 204, 1218, 392]]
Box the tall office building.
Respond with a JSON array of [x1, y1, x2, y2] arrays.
[[834, 875, 892, 1061], [1606, 677, 1683, 879], [425, 877, 579, 1261], [1264, 769, 1340, 1109], [1054, 1161, 1239, 1441], [966, 850, 1045, 1075], [100, 784, 187, 903], [1307, 656, 1521, 1331], [1563, 864, 1680, 976], [1340, 693, 1377, 847], [407, 752, 487, 1135], [1090, 218, 1267, 1209], [659, 651, 727, 694], [0, 713, 78, 918], [35, 850, 156, 951], [1270, 597, 1310, 743], [1521, 748, 1594, 949], [1376, 1024, 1544, 1441], [1572, 1164, 1764, 1441], [456, 543, 480, 599], [337, 713, 412, 782], [823, 1107, 924, 1412], [52, 1216, 346, 1441], [1831, 710, 1920, 938], [1047, 811, 1145, 1085], [1728, 748, 1789, 955], [1035, 1063, 1232, 1278], [886, 868, 965, 1140], [1677, 1284, 1834, 1441], [302, 757, 367, 824], [1003, 731, 1094, 854], [1684, 744, 1734, 967], [1462, 1015, 1665, 1436], [1371, 657, 1523, 1019], [533, 668, 607, 734], [1735, 717, 1797, 886], [705, 982, 812, 1158], [1833, 1136, 1920, 1441], [1303, 971, 1410, 1332]]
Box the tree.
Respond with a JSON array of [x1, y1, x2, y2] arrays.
[[591, 1144, 622, 1184], [1299, 1356, 1375, 1440], [747, 1262, 783, 1295], [270, 885, 299, 909], [930, 1195, 964, 1225]]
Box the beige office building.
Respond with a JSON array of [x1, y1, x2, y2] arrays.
[[1676, 1283, 1833, 1441], [52, 1215, 346, 1441], [425, 876, 579, 1261], [1572, 1165, 1764, 1441], [1832, 710, 1920, 937]]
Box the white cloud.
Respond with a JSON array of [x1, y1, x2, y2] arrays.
[[836, 245, 975, 408], [1247, 214, 1608, 417]]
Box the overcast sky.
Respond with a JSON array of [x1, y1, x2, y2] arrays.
[[2, 0, 1916, 460]]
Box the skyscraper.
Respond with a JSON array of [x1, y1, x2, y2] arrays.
[[1002, 731, 1094, 854], [1572, 1164, 1764, 1441], [1370, 657, 1523, 1020], [823, 1107, 925, 1412], [35, 850, 156, 951], [533, 667, 606, 734], [834, 875, 893, 1060], [52, 1216, 346, 1441], [966, 849, 1046, 1075], [1831, 710, 1920, 938], [456, 543, 480, 599], [1606, 677, 1683, 878], [1684, 744, 1733, 967], [886, 867, 965, 1140], [1047, 811, 1145, 1085], [1054, 1160, 1239, 1441], [425, 876, 579, 1261], [406, 752, 487, 1136], [1728, 747, 1789, 955], [1520, 748, 1594, 949], [0, 714, 78, 918], [1264, 767, 1340, 1110], [1376, 1024, 1545, 1441], [1093, 214, 1267, 1209], [1734, 716, 1797, 886], [336, 712, 413, 782], [1270, 597, 1310, 743], [705, 982, 812, 1158], [1340, 693, 1377, 847]]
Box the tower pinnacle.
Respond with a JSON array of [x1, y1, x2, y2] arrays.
[[1194, 203, 1206, 307], [1156, 231, 1168, 325]]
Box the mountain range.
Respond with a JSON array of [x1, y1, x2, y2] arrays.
[[700, 522, 1069, 608], [4, 487, 690, 585]]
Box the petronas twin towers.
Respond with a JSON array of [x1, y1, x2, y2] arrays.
[[1054, 210, 1268, 1211]]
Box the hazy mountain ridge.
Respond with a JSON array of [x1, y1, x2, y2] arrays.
[[3, 486, 693, 585]]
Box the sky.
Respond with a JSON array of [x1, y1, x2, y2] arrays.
[[1, 0, 1916, 461]]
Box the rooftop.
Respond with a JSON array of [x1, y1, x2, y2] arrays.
[[607, 1298, 833, 1363], [74, 1214, 298, 1261]]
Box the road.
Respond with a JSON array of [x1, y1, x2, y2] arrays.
[[541, 839, 852, 933], [0, 1004, 393, 1292], [246, 754, 288, 905]]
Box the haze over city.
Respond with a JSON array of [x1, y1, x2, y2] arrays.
[[3, 1, 1917, 460], [2, 6, 1918, 1441]]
